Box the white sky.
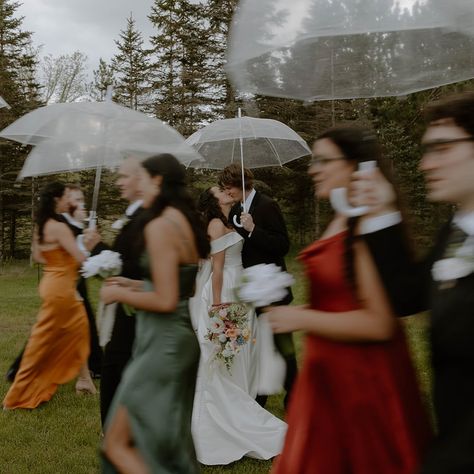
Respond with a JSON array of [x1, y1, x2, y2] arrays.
[[17, 0, 156, 73]]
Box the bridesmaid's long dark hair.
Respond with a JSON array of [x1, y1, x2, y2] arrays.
[[36, 182, 66, 243], [198, 188, 230, 228], [316, 126, 408, 291], [138, 153, 210, 259]]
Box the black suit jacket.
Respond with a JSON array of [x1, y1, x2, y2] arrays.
[[92, 208, 144, 355], [364, 221, 474, 474], [229, 191, 293, 305]]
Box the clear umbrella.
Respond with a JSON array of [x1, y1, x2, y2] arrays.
[[0, 96, 10, 109], [185, 109, 310, 225], [0, 99, 201, 224], [226, 0, 474, 101]]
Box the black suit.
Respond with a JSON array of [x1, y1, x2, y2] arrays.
[[229, 191, 297, 407], [364, 221, 474, 474], [6, 215, 103, 381], [94, 207, 144, 425]]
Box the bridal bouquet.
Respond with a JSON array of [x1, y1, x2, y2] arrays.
[[236, 263, 295, 307], [81, 250, 123, 279], [205, 303, 250, 371]]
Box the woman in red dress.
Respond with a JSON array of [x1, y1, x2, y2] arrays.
[[266, 126, 431, 474]]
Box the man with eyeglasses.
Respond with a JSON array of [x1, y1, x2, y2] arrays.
[[355, 92, 474, 474]]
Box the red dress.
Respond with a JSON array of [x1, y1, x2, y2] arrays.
[[273, 232, 431, 474]]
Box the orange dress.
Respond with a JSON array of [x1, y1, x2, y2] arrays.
[[3, 248, 89, 409]]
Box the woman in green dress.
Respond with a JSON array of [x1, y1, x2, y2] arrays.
[[100, 153, 210, 474]]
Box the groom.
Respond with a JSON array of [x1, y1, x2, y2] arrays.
[[218, 163, 297, 408]]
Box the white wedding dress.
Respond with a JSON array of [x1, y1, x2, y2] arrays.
[[189, 231, 287, 465]]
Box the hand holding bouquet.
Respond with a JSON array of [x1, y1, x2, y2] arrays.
[[81, 250, 122, 279], [235, 263, 295, 395], [205, 302, 250, 372], [236, 263, 295, 307]]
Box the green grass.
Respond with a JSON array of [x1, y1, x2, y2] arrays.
[[0, 258, 432, 473]]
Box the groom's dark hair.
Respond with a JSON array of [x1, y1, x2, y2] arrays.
[[218, 163, 254, 191]]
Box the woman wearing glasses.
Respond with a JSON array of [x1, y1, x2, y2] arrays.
[[265, 126, 431, 474]]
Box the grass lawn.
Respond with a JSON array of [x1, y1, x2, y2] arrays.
[[0, 258, 432, 473]]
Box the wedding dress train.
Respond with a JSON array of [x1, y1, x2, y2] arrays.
[[189, 232, 287, 465]]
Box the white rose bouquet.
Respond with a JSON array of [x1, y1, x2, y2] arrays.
[[81, 250, 123, 279], [235, 263, 295, 395], [432, 235, 474, 283], [236, 263, 295, 307]]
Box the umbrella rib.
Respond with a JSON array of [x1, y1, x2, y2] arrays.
[[231, 137, 237, 163], [264, 137, 283, 166]]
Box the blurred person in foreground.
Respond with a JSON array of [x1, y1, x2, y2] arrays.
[[83, 157, 144, 425], [5, 183, 102, 389], [265, 126, 431, 474], [3, 182, 93, 409], [354, 92, 474, 474], [100, 154, 210, 473]]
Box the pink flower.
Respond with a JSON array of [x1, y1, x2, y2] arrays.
[[225, 327, 241, 339], [218, 308, 228, 319]]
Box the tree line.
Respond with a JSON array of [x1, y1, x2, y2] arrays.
[[0, 0, 469, 263]]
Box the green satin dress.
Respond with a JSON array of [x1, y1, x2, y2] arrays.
[[102, 260, 200, 473]]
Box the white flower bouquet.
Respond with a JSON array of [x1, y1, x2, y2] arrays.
[[111, 216, 130, 230], [235, 263, 295, 395], [81, 250, 123, 279], [205, 303, 250, 372], [432, 235, 474, 282], [236, 263, 295, 307]]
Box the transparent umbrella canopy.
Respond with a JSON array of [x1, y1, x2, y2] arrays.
[[226, 0, 474, 101], [0, 100, 202, 221], [0, 96, 10, 109], [185, 114, 311, 170], [185, 111, 310, 224]]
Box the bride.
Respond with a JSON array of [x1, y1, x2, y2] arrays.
[[190, 186, 286, 465]]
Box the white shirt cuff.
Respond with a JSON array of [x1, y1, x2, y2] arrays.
[[359, 211, 402, 235]]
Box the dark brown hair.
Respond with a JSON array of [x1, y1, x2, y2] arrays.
[[138, 153, 210, 259], [316, 125, 408, 292], [218, 163, 254, 191], [36, 182, 67, 243], [198, 187, 230, 228]]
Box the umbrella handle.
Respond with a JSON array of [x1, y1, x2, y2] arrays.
[[233, 214, 244, 228], [88, 211, 97, 230], [329, 161, 377, 217]]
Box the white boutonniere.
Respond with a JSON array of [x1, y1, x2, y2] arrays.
[[432, 236, 474, 283], [111, 215, 130, 230]]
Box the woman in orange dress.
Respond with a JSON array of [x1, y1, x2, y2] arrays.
[[265, 126, 432, 474], [3, 182, 93, 410]]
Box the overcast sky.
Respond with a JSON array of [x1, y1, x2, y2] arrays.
[[17, 0, 156, 74]]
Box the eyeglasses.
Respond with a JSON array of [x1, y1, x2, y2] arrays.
[[308, 156, 346, 167], [420, 137, 474, 155]]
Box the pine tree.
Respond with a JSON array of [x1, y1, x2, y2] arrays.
[[205, 0, 239, 118], [89, 58, 116, 101], [112, 13, 150, 110], [0, 0, 42, 261], [148, 0, 210, 135]]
